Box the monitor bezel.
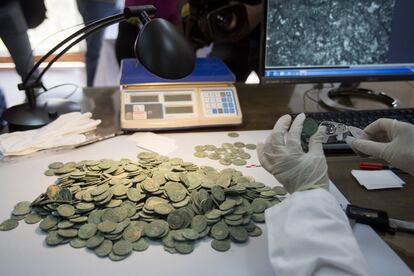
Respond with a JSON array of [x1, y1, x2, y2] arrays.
[[259, 0, 414, 85]]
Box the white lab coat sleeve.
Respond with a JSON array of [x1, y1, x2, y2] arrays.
[[265, 188, 371, 276]]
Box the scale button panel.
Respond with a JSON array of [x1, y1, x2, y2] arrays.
[[202, 89, 237, 116]]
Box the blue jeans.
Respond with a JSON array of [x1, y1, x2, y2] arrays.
[[0, 1, 37, 81], [0, 88, 6, 126], [76, 0, 119, 86]]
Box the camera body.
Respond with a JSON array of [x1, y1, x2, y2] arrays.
[[183, 0, 251, 48]]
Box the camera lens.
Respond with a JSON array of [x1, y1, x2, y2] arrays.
[[214, 12, 237, 32]]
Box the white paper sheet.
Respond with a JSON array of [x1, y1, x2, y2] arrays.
[[128, 132, 178, 156], [351, 169, 405, 190]]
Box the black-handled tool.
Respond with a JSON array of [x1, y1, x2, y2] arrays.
[[346, 204, 414, 234]]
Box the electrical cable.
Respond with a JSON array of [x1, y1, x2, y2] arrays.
[[35, 83, 79, 100], [302, 83, 334, 112], [23, 12, 126, 71], [34, 16, 126, 85], [23, 22, 87, 71], [22, 13, 125, 87]]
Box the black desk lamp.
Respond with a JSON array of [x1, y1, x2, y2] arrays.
[[2, 5, 196, 131]]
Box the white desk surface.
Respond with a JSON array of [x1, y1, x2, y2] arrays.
[[0, 130, 412, 276]]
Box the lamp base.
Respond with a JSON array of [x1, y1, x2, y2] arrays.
[[2, 98, 81, 132]]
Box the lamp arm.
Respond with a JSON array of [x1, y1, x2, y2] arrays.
[[2, 5, 163, 131], [20, 5, 158, 90], [34, 16, 126, 85], [20, 13, 125, 89]]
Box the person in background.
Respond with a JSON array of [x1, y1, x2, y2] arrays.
[[257, 114, 414, 275], [0, 0, 40, 125], [0, 88, 5, 128], [181, 0, 262, 81], [0, 0, 38, 82], [76, 0, 120, 86], [115, 0, 182, 64], [211, 0, 262, 82]]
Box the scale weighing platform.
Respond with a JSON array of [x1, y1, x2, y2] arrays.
[[120, 58, 242, 130]]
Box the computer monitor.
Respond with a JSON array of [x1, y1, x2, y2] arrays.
[[261, 0, 414, 85]]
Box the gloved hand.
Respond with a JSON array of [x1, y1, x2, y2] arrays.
[[0, 112, 101, 156], [349, 118, 414, 176], [257, 113, 329, 194]]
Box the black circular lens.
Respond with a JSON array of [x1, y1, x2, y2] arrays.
[[215, 12, 237, 32]]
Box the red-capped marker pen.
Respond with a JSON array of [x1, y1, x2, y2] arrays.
[[359, 162, 406, 173], [359, 162, 389, 170]]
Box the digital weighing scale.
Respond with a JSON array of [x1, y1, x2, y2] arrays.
[[120, 58, 242, 130]]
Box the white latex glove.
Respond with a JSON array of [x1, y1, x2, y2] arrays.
[[349, 118, 414, 176], [257, 113, 329, 193], [0, 112, 101, 156]]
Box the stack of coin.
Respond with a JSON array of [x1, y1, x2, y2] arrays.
[[0, 152, 286, 261], [194, 141, 257, 167]]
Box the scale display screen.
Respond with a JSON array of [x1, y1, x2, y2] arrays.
[[130, 95, 159, 103], [165, 94, 192, 102], [165, 106, 194, 114]]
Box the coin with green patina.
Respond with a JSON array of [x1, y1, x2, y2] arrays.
[[48, 162, 64, 170], [12, 201, 31, 216], [39, 215, 59, 231], [132, 238, 149, 251], [182, 228, 199, 240], [24, 214, 42, 224], [144, 220, 168, 238], [228, 132, 239, 138], [44, 169, 55, 176], [303, 117, 319, 137], [174, 240, 194, 254], [219, 200, 236, 211], [194, 152, 207, 158], [191, 215, 207, 233], [113, 239, 133, 256], [0, 219, 18, 231], [95, 239, 113, 257], [232, 159, 247, 166], [211, 223, 229, 240], [57, 228, 78, 238], [86, 234, 105, 249], [57, 204, 76, 217], [233, 142, 245, 148], [272, 186, 287, 195], [123, 225, 142, 243], [70, 238, 86, 248], [245, 144, 257, 150], [211, 239, 231, 252], [97, 221, 117, 233], [78, 223, 97, 239], [0, 152, 282, 261], [46, 231, 64, 246], [109, 251, 130, 261], [229, 226, 248, 243]]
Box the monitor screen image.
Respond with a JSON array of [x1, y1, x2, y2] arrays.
[[261, 0, 414, 83]]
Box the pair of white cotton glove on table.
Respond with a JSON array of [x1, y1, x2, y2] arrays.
[[0, 112, 101, 157]]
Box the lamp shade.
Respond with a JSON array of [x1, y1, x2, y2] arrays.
[[135, 18, 196, 80]]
